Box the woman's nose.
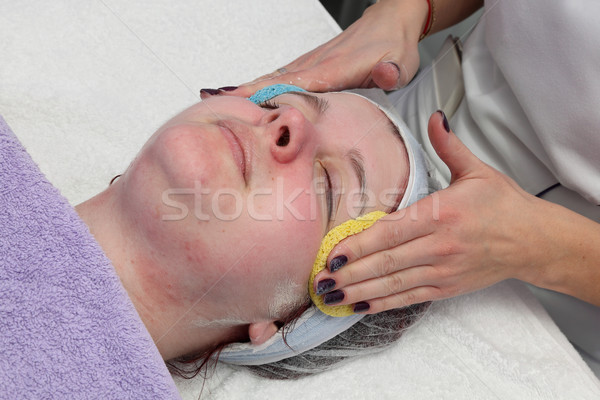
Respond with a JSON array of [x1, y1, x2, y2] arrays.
[[264, 107, 309, 164]]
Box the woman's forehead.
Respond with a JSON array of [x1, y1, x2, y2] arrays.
[[316, 92, 400, 140], [315, 92, 409, 215], [320, 91, 406, 157]]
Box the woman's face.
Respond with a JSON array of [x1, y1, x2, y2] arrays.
[[120, 92, 408, 325]]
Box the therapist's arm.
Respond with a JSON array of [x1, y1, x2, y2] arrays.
[[312, 112, 600, 312], [215, 0, 483, 96], [519, 199, 600, 306]]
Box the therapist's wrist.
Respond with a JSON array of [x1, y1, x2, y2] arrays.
[[364, 0, 430, 43], [517, 197, 600, 305], [419, 0, 436, 40]]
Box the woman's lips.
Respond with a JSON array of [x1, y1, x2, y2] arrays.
[[219, 124, 247, 181]]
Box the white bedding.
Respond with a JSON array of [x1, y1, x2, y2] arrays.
[[1, 1, 598, 398]]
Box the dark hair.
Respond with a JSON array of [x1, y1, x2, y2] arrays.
[[246, 301, 431, 379], [167, 301, 430, 381]]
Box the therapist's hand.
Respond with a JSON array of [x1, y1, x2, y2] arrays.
[[313, 111, 555, 314], [208, 0, 428, 98]]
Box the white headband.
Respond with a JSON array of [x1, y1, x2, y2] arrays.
[[218, 85, 430, 365]]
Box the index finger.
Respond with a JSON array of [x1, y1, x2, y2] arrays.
[[327, 196, 437, 270], [224, 69, 339, 99]]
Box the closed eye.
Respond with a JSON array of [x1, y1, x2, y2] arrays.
[[318, 162, 333, 225], [324, 166, 333, 224], [259, 100, 280, 110]]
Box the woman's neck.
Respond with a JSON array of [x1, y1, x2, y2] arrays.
[[75, 182, 238, 360]]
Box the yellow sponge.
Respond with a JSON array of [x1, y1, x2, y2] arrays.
[[309, 210, 387, 317]]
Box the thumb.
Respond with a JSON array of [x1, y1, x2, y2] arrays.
[[428, 110, 485, 183], [371, 50, 420, 90]]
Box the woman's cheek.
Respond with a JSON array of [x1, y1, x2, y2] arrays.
[[244, 208, 323, 281], [273, 207, 324, 280], [276, 176, 326, 224]]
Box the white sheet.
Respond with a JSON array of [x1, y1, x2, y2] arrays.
[[179, 281, 599, 400], [1, 1, 598, 399]]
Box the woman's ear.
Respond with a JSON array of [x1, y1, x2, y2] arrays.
[[248, 321, 279, 345]]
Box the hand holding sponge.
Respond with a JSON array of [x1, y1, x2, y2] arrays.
[[309, 211, 387, 317]]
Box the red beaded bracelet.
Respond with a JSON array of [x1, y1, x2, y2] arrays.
[[419, 0, 436, 41]]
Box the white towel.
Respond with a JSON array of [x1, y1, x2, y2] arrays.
[[176, 281, 600, 400]]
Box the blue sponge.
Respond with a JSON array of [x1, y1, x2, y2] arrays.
[[248, 84, 306, 105]]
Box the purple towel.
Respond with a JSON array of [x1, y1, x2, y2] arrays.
[[0, 116, 181, 399]]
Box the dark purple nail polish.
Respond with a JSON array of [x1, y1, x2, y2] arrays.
[[323, 290, 345, 305], [218, 86, 238, 92], [200, 88, 220, 95], [353, 301, 370, 313], [329, 255, 348, 272], [437, 110, 450, 133], [316, 278, 336, 295]]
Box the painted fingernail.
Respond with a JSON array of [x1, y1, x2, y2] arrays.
[[218, 86, 238, 92], [437, 110, 450, 133], [329, 255, 348, 272], [200, 88, 220, 96], [323, 290, 345, 305], [353, 301, 370, 313], [316, 278, 336, 295]]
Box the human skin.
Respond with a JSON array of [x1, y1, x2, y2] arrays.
[[218, 0, 600, 312], [315, 113, 600, 312], [75, 92, 409, 360], [223, 0, 483, 95]]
